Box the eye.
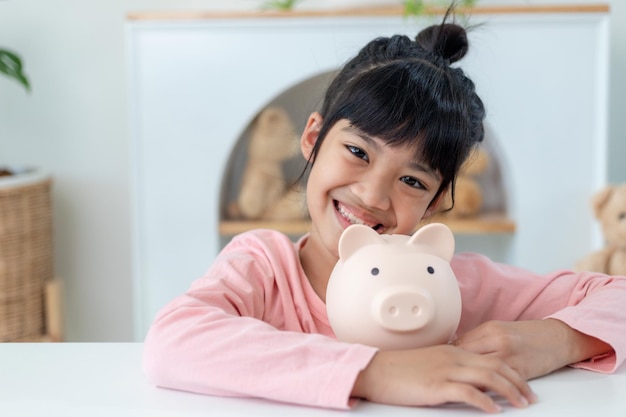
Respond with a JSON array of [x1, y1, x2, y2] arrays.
[[371, 267, 379, 276], [400, 175, 425, 190], [427, 266, 435, 274], [347, 145, 369, 162]]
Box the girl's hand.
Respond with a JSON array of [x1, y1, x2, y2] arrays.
[[352, 344, 536, 413], [452, 319, 612, 380]]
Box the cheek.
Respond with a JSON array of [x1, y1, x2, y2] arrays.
[[395, 195, 432, 226], [309, 156, 350, 192], [306, 164, 324, 193], [305, 164, 332, 212]]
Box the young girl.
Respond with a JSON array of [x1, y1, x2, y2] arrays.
[[143, 17, 626, 414]]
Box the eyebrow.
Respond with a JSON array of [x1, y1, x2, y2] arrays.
[[342, 124, 380, 150], [342, 125, 441, 180]]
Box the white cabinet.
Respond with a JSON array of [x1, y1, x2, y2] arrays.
[[128, 6, 609, 339]]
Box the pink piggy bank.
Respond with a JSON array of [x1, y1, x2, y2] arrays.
[[326, 223, 462, 350]]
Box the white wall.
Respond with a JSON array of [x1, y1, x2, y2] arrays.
[[0, 0, 624, 342]]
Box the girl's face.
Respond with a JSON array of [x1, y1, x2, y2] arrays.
[[301, 112, 444, 261]]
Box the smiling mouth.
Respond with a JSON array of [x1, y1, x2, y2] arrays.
[[335, 201, 384, 232]]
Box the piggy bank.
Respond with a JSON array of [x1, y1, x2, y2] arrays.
[[326, 223, 462, 350]]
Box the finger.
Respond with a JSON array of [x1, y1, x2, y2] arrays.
[[488, 356, 538, 404], [449, 361, 533, 409], [453, 325, 504, 352], [454, 335, 500, 355], [440, 382, 504, 414], [455, 339, 538, 392]]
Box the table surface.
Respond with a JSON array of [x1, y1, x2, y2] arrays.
[[0, 343, 624, 416]]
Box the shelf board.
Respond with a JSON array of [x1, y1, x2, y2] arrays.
[[427, 213, 516, 234], [220, 212, 515, 236], [128, 5, 610, 21]]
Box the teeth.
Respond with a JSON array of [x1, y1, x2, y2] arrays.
[[337, 203, 378, 229]]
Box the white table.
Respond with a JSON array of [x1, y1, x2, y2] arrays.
[[1, 343, 624, 416]]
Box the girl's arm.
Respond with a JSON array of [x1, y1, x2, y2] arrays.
[[351, 254, 625, 413], [352, 344, 537, 413], [453, 318, 612, 380], [451, 253, 626, 377], [142, 231, 376, 410]]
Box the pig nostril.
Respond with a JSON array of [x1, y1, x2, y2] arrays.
[[412, 306, 420, 315], [388, 306, 398, 316]]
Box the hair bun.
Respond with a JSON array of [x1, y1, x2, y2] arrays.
[[416, 23, 468, 64]]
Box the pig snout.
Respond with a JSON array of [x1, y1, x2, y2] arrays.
[[372, 287, 434, 332]]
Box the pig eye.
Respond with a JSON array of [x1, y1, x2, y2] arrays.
[[427, 266, 435, 274], [371, 267, 379, 276]]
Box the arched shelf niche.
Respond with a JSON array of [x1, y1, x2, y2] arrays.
[[219, 69, 515, 239]]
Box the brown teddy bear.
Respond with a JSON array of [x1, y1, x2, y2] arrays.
[[442, 146, 490, 218], [235, 106, 307, 221], [575, 184, 626, 275]]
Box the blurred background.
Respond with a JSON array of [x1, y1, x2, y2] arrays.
[[0, 0, 624, 342]]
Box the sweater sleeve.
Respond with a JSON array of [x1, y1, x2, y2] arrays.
[[452, 252, 626, 373], [142, 230, 377, 409]]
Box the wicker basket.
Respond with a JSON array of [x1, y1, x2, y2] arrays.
[[0, 168, 53, 342]]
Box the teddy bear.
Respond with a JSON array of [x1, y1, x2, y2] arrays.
[[234, 106, 308, 221], [442, 146, 490, 218], [575, 184, 626, 275]]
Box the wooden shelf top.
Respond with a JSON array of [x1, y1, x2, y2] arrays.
[[128, 4, 609, 21], [220, 212, 515, 236]]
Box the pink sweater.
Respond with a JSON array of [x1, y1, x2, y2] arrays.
[[143, 229, 626, 409]]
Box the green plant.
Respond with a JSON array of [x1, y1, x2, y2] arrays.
[[403, 0, 478, 16], [261, 0, 304, 11], [0, 48, 29, 91]]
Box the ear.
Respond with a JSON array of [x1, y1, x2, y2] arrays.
[[591, 186, 614, 219], [407, 223, 455, 262], [422, 187, 448, 220], [300, 112, 323, 161], [338, 224, 383, 260]]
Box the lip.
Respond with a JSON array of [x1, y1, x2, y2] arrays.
[[334, 200, 385, 233]]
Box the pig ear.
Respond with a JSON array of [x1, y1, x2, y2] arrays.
[[338, 224, 383, 259], [407, 223, 455, 261]]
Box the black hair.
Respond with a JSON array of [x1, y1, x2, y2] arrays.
[[303, 11, 485, 210]]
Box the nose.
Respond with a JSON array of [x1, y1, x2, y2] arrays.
[[351, 172, 391, 211], [372, 287, 434, 332]]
